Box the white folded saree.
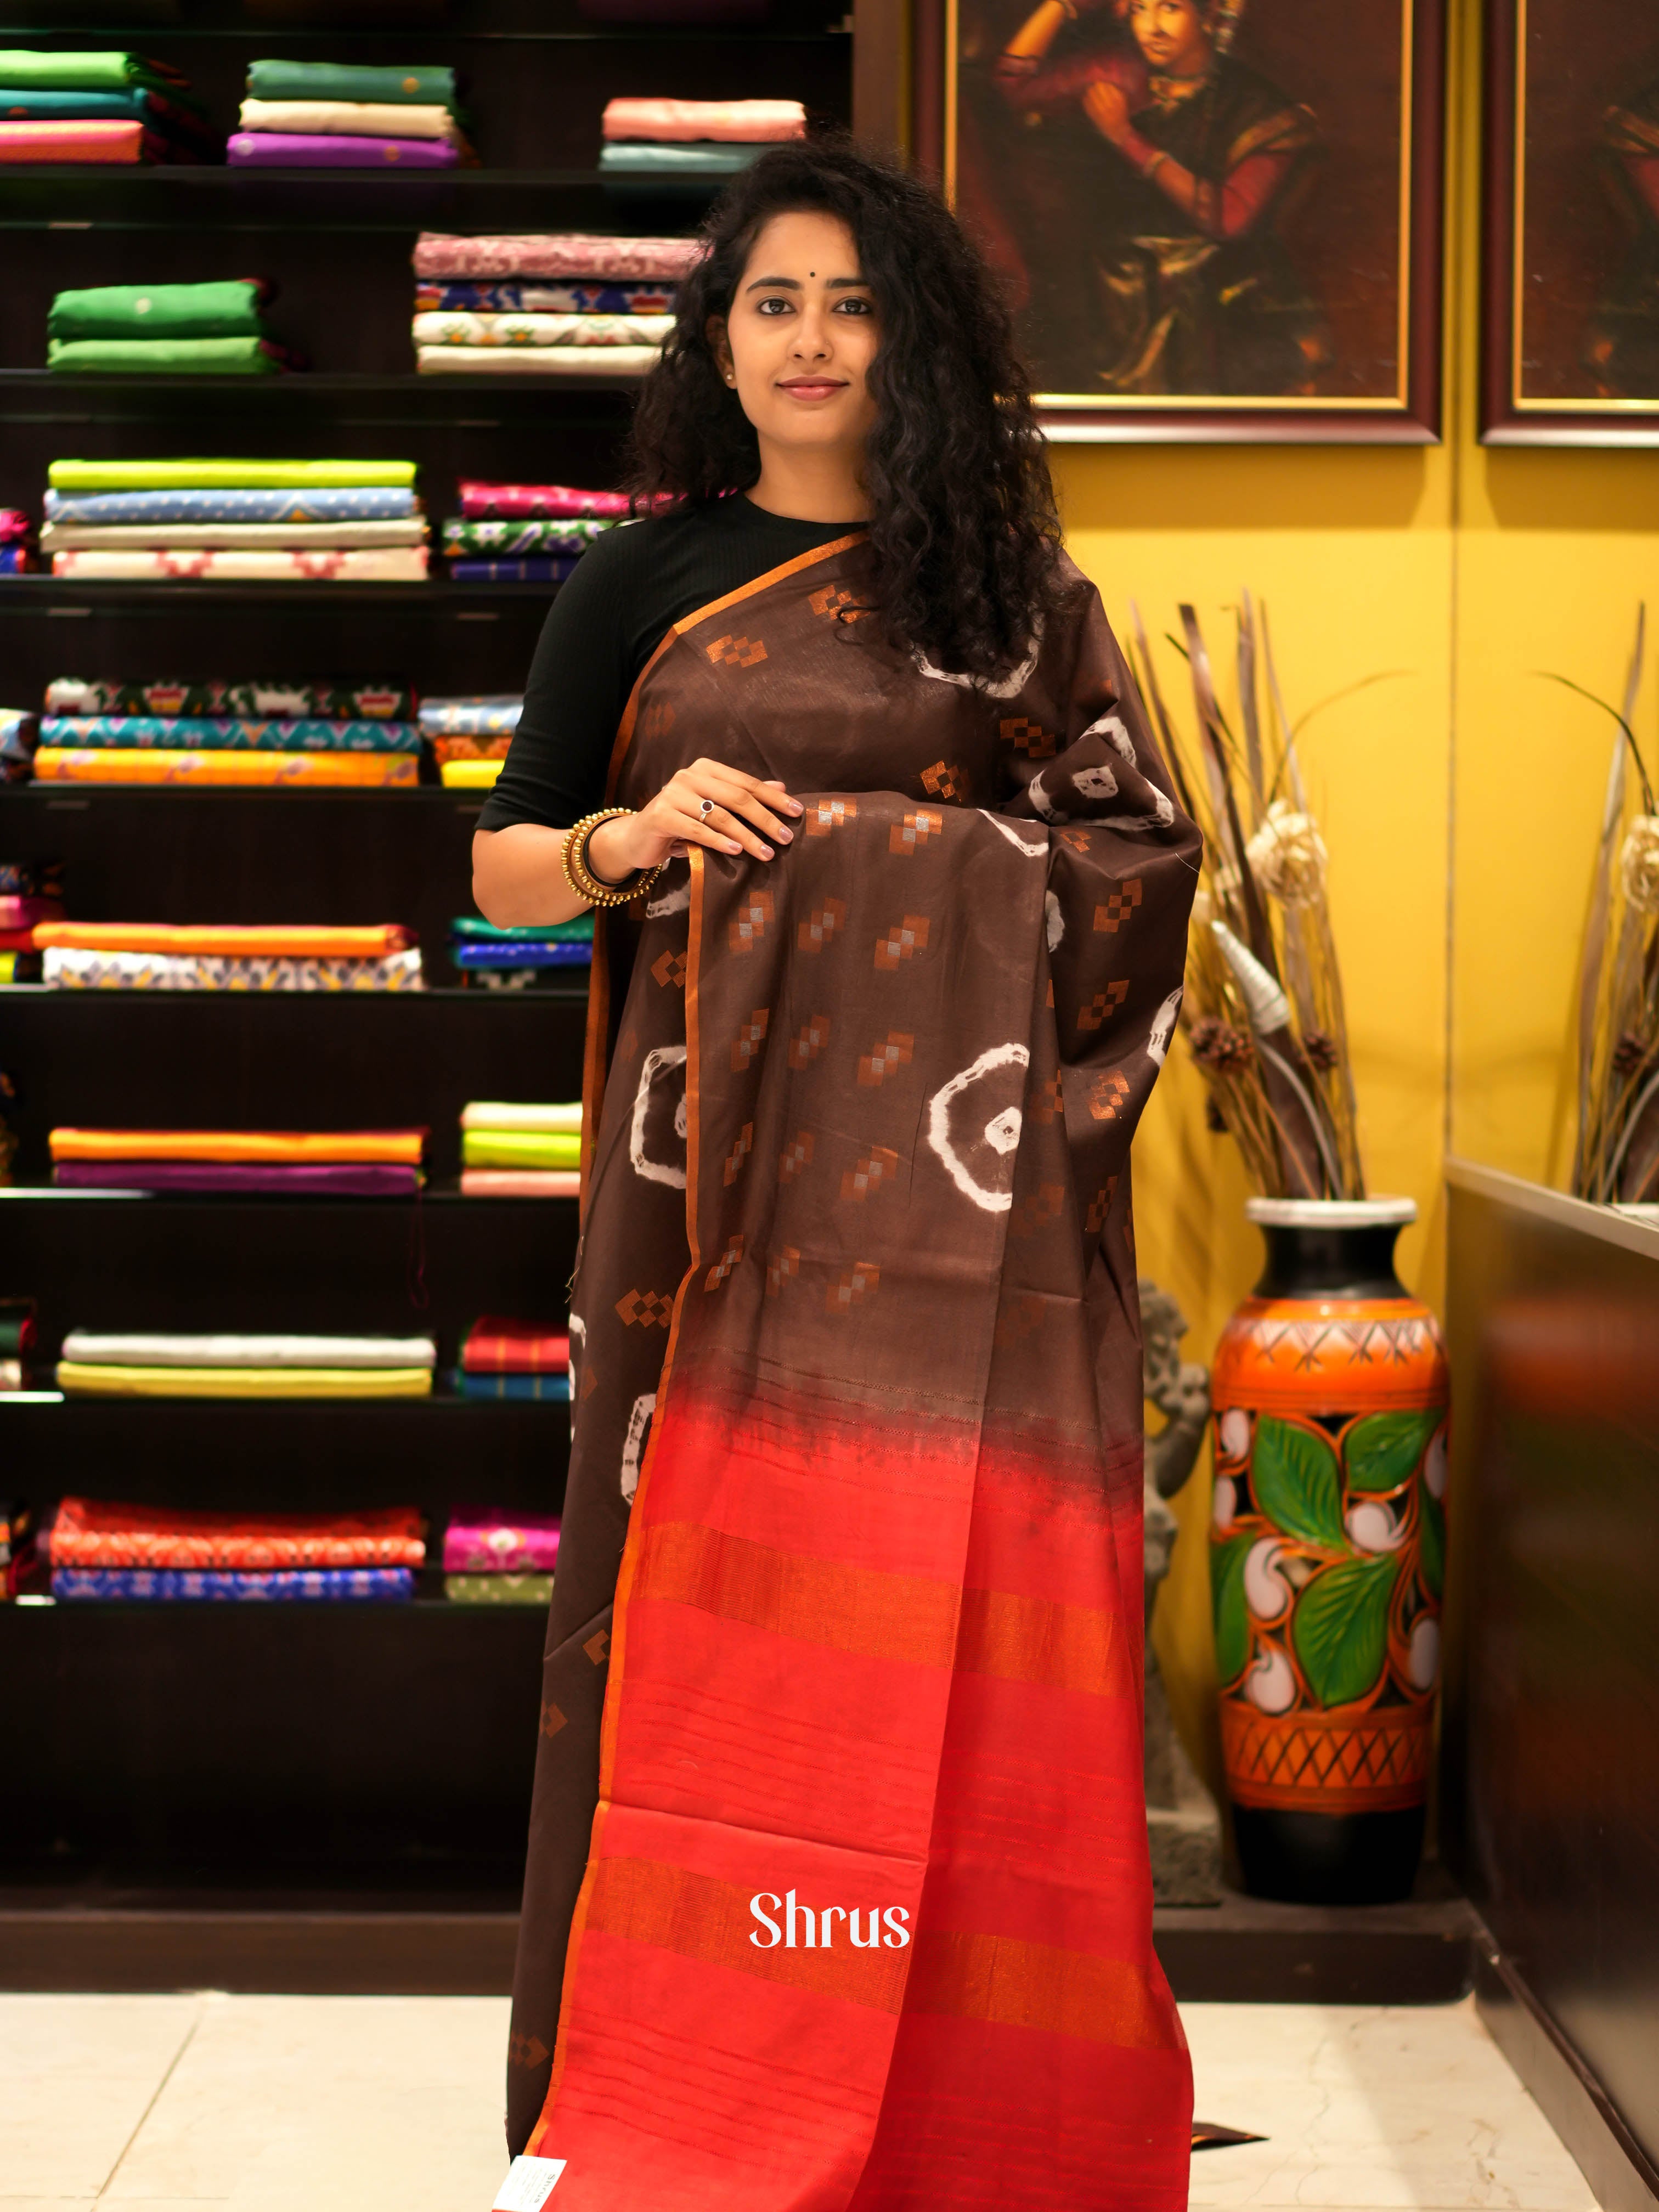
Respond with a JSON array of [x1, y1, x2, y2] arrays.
[[239, 99, 460, 142], [42, 518, 428, 551], [60, 1331, 438, 1366], [459, 1101, 583, 1133], [415, 345, 659, 378], [411, 311, 673, 349]]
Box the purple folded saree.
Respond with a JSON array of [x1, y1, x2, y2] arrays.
[[228, 131, 458, 169], [54, 1161, 420, 1195]]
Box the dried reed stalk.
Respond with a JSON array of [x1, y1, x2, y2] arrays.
[[1127, 597, 1369, 1201], [1558, 608, 1659, 1203]]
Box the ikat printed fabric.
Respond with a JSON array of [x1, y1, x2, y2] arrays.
[[47, 675, 415, 717], [44, 488, 417, 524], [417, 282, 676, 317], [38, 715, 421, 751], [53, 1566, 415, 1601], [42, 945, 424, 989]]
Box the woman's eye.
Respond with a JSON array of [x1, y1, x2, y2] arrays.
[[756, 297, 791, 315], [835, 297, 873, 315]]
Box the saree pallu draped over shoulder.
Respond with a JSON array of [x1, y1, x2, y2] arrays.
[[506, 532, 1199, 2209]]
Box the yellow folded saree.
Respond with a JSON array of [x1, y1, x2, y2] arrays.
[[32, 749, 419, 789], [460, 1128, 582, 1169], [50, 1128, 428, 1164], [57, 1363, 433, 1398], [34, 922, 414, 956]]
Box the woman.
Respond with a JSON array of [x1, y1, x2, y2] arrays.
[[991, 0, 1326, 394], [1586, 66, 1659, 396], [472, 138, 1198, 2209]]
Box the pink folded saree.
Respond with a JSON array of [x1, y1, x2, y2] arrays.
[[601, 97, 805, 142], [229, 131, 458, 169], [51, 546, 430, 580], [0, 119, 155, 162], [459, 1168, 580, 1197], [459, 482, 633, 520], [414, 232, 702, 281]]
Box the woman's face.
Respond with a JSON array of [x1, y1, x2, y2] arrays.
[[713, 210, 879, 462], [1126, 0, 1212, 74]]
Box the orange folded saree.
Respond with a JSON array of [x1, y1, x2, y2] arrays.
[[33, 921, 413, 957], [50, 1127, 428, 1164], [506, 534, 1198, 2208], [31, 747, 419, 788]]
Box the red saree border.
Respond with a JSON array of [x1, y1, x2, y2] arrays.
[[531, 843, 707, 2152], [543, 527, 871, 2152], [576, 529, 865, 1213]]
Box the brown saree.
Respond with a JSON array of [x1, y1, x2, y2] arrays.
[[506, 534, 1199, 2208]]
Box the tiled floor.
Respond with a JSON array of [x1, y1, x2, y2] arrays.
[[1, 1991, 1599, 2211]]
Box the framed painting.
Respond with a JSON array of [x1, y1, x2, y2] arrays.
[[920, 0, 1446, 441], [1485, 0, 1659, 442]]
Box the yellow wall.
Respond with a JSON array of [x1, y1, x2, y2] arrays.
[[1050, 0, 1654, 1785]]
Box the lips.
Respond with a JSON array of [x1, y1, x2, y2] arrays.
[[778, 379, 846, 399]]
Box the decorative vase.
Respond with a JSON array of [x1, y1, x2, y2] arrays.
[[1208, 1197, 1449, 1904]]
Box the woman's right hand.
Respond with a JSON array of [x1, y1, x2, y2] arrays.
[[586, 759, 804, 884]]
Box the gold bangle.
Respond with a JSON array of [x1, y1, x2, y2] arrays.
[[561, 808, 666, 910]]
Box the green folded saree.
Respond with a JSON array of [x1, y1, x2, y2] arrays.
[[0, 50, 182, 93], [49, 458, 417, 492], [450, 916, 595, 943], [460, 1129, 583, 1170], [49, 281, 267, 343], [48, 338, 279, 375], [246, 59, 456, 108]]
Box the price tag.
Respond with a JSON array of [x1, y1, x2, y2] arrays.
[[491, 2155, 567, 2210]]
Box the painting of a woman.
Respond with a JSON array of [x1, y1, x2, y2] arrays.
[[1584, 69, 1659, 395], [984, 0, 1328, 395]]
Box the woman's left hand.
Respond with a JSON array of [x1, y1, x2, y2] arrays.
[[1083, 79, 1132, 145]]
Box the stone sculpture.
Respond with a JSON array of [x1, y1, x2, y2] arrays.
[[1141, 1278, 1223, 1904]]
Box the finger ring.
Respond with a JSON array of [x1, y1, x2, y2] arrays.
[[698, 797, 715, 818]]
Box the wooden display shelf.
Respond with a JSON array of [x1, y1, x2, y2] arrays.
[[0, 0, 847, 1923], [0, 574, 561, 607], [0, 368, 645, 409]]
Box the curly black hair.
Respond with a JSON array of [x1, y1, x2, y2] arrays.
[[625, 137, 1062, 684]]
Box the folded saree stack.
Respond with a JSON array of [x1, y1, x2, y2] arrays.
[[456, 1317, 571, 1399], [36, 673, 420, 787], [47, 281, 298, 379], [1, 714, 40, 791], [229, 59, 471, 172], [0, 507, 34, 575], [46, 1496, 425, 1600], [441, 479, 629, 588], [0, 50, 218, 164], [42, 458, 429, 586], [55, 1332, 437, 1397], [0, 858, 60, 980], [49, 1127, 428, 1195], [443, 1501, 561, 1604], [1, 1299, 37, 1392], [452, 914, 593, 987], [411, 232, 696, 380], [420, 693, 518, 783], [599, 97, 805, 190], [33, 921, 423, 991], [458, 1101, 580, 1196]]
